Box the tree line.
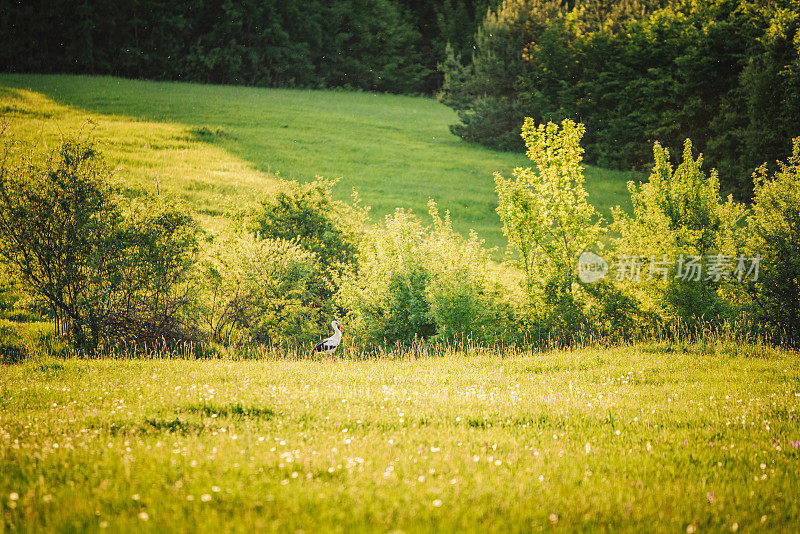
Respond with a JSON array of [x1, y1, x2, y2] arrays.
[[3, 0, 798, 196], [0, 0, 496, 93], [440, 0, 800, 198]]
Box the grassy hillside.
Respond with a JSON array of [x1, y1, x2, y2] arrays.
[[0, 74, 637, 250], [1, 342, 798, 531]]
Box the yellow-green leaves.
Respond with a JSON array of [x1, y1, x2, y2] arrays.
[[494, 118, 604, 293]]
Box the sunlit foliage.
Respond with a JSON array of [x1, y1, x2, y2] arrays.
[[745, 138, 800, 345], [197, 228, 320, 347], [494, 118, 604, 295], [335, 201, 524, 345], [612, 140, 746, 324], [0, 136, 200, 352]]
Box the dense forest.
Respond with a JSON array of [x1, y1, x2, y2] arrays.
[[0, 0, 497, 93], [440, 0, 800, 197], [2, 0, 799, 193]]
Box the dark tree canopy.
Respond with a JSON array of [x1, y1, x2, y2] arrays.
[[440, 0, 800, 198], [0, 0, 497, 94]]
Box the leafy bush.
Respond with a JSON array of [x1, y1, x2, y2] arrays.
[[197, 228, 321, 347], [494, 118, 605, 295], [744, 138, 800, 345], [612, 140, 746, 325], [247, 178, 360, 277], [0, 136, 200, 352], [489, 116, 661, 344], [336, 201, 523, 346], [244, 178, 363, 329]]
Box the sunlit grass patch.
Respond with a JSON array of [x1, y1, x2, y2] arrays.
[[0, 83, 281, 233]]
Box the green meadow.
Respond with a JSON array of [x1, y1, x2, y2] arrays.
[[1, 343, 799, 532], [0, 73, 636, 250]]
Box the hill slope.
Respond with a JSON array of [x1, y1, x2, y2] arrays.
[[0, 74, 636, 249]]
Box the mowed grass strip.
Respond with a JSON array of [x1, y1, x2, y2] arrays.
[[0, 74, 637, 250], [1, 343, 798, 532]]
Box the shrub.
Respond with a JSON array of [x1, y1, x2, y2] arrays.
[[336, 201, 522, 346], [104, 196, 201, 344], [745, 138, 800, 345], [244, 177, 364, 334], [612, 140, 746, 326], [494, 118, 605, 296], [197, 228, 321, 347], [247, 178, 359, 276], [0, 136, 200, 353]]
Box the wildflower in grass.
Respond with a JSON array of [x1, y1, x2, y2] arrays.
[[549, 514, 558, 524], [201, 494, 211, 502], [707, 491, 714, 503], [432, 499, 442, 507], [138, 511, 149, 521], [9, 493, 18, 501], [731, 523, 739, 532]]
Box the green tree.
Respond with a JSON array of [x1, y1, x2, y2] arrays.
[[612, 139, 746, 323], [0, 137, 199, 352], [494, 118, 604, 296], [745, 137, 800, 345]]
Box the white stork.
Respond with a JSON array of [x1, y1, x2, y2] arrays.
[[311, 320, 343, 356]]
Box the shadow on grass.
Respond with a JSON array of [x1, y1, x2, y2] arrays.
[[185, 125, 235, 143], [180, 401, 275, 419]]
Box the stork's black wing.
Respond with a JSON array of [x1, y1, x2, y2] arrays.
[[312, 340, 336, 353]]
